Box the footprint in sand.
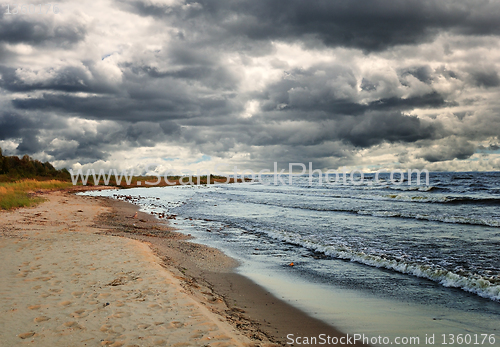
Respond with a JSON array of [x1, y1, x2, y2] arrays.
[[16, 271, 29, 278], [59, 300, 72, 306], [169, 321, 184, 329], [190, 331, 204, 339], [18, 332, 35, 339], [28, 304, 41, 310], [110, 311, 132, 318], [34, 316, 51, 323], [63, 321, 79, 328], [100, 324, 112, 332], [71, 309, 88, 318], [111, 325, 125, 333], [71, 291, 84, 298], [211, 334, 232, 341]]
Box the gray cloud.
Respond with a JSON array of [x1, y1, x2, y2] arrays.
[[11, 91, 239, 123], [1, 0, 500, 171], [0, 13, 86, 46], [0, 112, 33, 140], [335, 112, 442, 147], [470, 69, 500, 88], [0, 65, 114, 93], [400, 66, 434, 85], [121, 0, 500, 52], [419, 138, 476, 162]]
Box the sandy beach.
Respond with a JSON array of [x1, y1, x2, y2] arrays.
[[0, 188, 360, 347], [0, 189, 258, 346]]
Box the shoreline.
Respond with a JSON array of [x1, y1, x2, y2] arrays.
[[0, 187, 366, 346], [90, 192, 367, 346]]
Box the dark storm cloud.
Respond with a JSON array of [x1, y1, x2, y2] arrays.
[[243, 142, 355, 171], [159, 120, 181, 135], [336, 112, 442, 147], [126, 40, 241, 90], [0, 112, 35, 140], [47, 120, 181, 161], [9, 59, 450, 160], [360, 78, 378, 92], [262, 91, 454, 117], [0, 13, 86, 46], [129, 62, 238, 90], [9, 56, 242, 122], [258, 65, 455, 120], [46, 145, 109, 162], [0, 107, 180, 160], [16, 131, 42, 153], [122, 0, 500, 52], [419, 138, 476, 162], [478, 143, 500, 152], [0, 112, 44, 154], [369, 92, 456, 111], [11, 92, 238, 122], [259, 65, 359, 115], [125, 121, 169, 146], [0, 65, 114, 93], [44, 127, 120, 162], [0, 44, 15, 62], [16, 118, 182, 161], [400, 66, 434, 84], [181, 110, 443, 151], [470, 70, 500, 88]]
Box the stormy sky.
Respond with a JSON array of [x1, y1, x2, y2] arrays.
[[1, 0, 500, 173]]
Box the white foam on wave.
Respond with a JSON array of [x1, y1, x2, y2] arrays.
[[264, 230, 500, 302], [359, 210, 500, 227], [255, 197, 500, 227]]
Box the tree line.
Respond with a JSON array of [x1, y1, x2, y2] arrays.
[[0, 148, 71, 181]]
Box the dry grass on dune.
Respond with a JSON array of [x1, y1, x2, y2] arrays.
[[0, 179, 72, 210]]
